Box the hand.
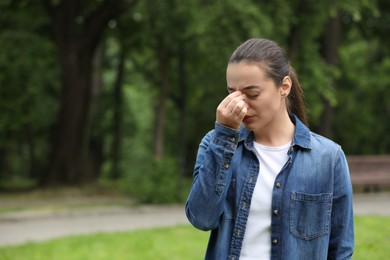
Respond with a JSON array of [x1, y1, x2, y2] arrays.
[[216, 91, 248, 129]]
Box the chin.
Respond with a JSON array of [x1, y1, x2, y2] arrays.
[[242, 123, 255, 131], [243, 119, 267, 132]]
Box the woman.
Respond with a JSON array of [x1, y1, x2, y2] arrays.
[[185, 38, 354, 260]]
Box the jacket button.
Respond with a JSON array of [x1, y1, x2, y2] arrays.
[[273, 209, 278, 215], [276, 182, 281, 188], [224, 163, 230, 169], [229, 137, 236, 142], [272, 239, 278, 244]]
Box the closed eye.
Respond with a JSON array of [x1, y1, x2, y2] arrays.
[[242, 85, 261, 98], [227, 87, 235, 94], [244, 90, 260, 99], [246, 94, 258, 99]]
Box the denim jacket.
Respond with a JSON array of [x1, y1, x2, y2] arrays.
[[185, 115, 354, 260]]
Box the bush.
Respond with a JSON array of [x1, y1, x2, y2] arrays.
[[120, 156, 184, 204], [0, 176, 38, 192]]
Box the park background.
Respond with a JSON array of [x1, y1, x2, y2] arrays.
[[1, 0, 390, 202], [1, 0, 390, 259]]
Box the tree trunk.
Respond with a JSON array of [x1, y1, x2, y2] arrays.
[[177, 42, 187, 191], [41, 0, 135, 185], [287, 25, 302, 62], [318, 13, 342, 138], [24, 122, 36, 179], [48, 47, 93, 184], [0, 145, 6, 179], [111, 42, 126, 179], [152, 50, 171, 159], [89, 43, 105, 180], [287, 0, 309, 61]]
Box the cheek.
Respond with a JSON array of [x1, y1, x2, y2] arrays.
[[246, 100, 262, 112], [247, 97, 274, 114]]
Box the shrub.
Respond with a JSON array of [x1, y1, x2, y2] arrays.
[[120, 156, 184, 204]]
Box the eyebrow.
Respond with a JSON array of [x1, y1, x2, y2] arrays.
[[227, 85, 261, 91]]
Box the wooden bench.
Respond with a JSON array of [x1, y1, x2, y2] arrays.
[[347, 155, 390, 192]]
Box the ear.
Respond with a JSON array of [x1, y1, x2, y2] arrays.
[[280, 76, 292, 97]]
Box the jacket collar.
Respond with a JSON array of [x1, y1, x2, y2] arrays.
[[290, 114, 311, 149], [238, 114, 311, 150]]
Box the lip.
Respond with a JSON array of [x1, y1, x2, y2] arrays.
[[243, 115, 254, 124]]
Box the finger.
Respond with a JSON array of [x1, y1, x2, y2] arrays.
[[237, 106, 248, 121], [231, 100, 246, 115], [226, 94, 246, 112], [219, 91, 242, 109]]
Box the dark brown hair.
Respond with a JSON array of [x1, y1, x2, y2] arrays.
[[229, 38, 308, 126]]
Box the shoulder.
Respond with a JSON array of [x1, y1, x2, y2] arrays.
[[293, 115, 341, 155], [310, 131, 341, 150], [309, 131, 345, 162]]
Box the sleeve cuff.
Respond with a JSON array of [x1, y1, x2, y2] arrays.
[[213, 122, 240, 145]]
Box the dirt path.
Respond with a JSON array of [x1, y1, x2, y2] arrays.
[[0, 192, 388, 247], [0, 204, 188, 247]]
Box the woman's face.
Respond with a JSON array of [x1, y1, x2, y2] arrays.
[[226, 62, 288, 132]]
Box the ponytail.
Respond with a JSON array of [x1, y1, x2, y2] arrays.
[[288, 65, 308, 126]]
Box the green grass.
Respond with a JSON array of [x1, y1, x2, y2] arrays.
[[0, 216, 388, 260], [0, 225, 209, 260], [354, 216, 390, 260]]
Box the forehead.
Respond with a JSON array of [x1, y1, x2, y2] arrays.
[[226, 62, 269, 88]]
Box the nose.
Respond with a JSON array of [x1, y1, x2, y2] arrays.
[[244, 102, 249, 110]]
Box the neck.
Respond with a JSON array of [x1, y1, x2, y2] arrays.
[[253, 111, 295, 147]]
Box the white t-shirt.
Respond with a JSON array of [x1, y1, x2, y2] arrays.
[[240, 141, 291, 260]]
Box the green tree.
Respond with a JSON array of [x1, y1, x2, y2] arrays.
[[41, 0, 137, 185], [0, 2, 59, 185], [1, 0, 389, 197], [334, 0, 390, 154]]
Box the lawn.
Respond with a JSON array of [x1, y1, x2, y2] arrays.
[[0, 216, 388, 259]]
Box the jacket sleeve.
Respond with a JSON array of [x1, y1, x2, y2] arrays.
[[185, 123, 240, 231], [328, 148, 354, 259]]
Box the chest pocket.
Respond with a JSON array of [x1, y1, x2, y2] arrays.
[[290, 192, 332, 240]]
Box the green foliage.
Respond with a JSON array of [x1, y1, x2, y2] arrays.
[[333, 12, 390, 154], [1, 0, 390, 191], [0, 176, 37, 191], [120, 156, 184, 204], [0, 3, 59, 180], [0, 30, 58, 134]]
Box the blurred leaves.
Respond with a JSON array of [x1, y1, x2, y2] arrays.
[[0, 0, 389, 200]]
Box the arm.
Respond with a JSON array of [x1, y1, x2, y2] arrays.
[[186, 91, 247, 231], [328, 148, 354, 259], [185, 123, 239, 231]]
